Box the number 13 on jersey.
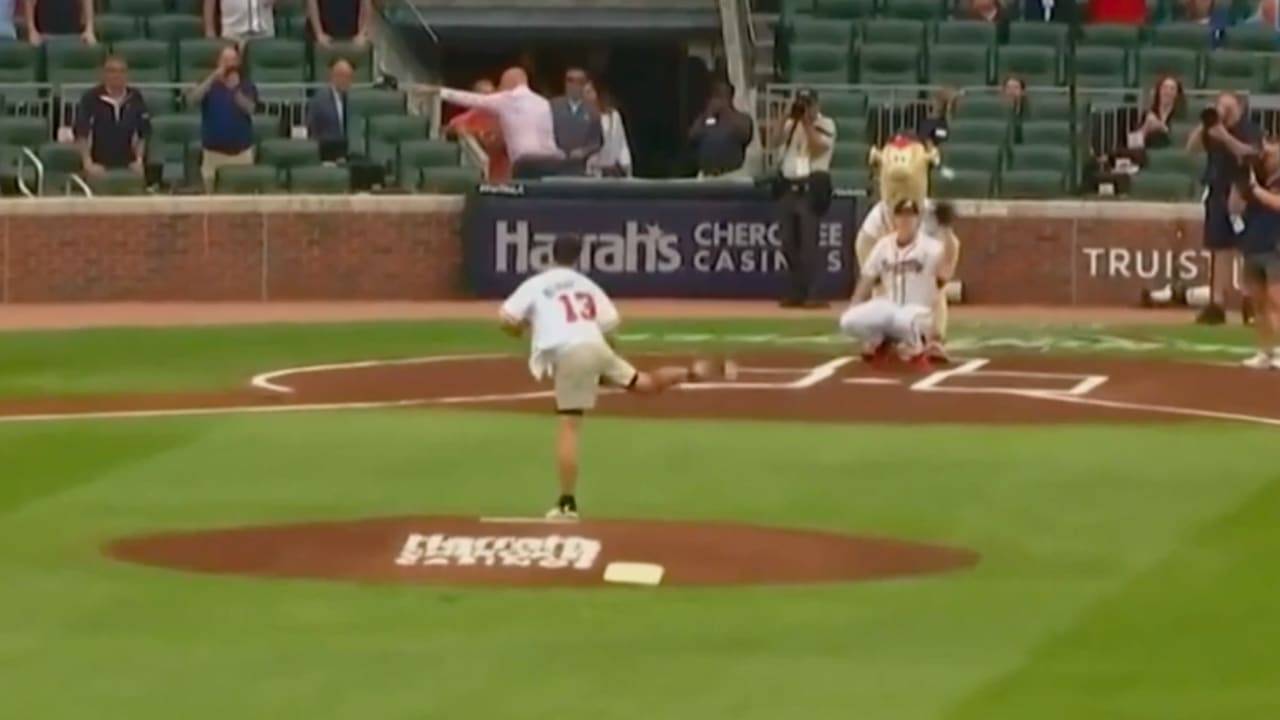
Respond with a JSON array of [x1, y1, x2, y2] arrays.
[[557, 292, 598, 323]]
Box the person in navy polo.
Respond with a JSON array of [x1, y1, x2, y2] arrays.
[[187, 43, 258, 191], [74, 55, 150, 177]]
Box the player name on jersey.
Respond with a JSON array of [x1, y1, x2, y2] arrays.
[[394, 533, 603, 570]]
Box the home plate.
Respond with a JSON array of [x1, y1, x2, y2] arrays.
[[842, 377, 902, 385], [604, 561, 665, 586]]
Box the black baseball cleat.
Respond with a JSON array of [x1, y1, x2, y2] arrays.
[[545, 494, 579, 521], [1195, 304, 1227, 325], [1242, 298, 1256, 327]]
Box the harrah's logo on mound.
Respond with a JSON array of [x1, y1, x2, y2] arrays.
[[494, 220, 682, 274]]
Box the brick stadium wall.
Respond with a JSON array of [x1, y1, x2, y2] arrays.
[[0, 196, 1232, 304]]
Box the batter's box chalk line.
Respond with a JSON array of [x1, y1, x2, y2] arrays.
[[911, 358, 1110, 397]]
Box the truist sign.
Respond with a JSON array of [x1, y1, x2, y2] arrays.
[[462, 187, 861, 299]]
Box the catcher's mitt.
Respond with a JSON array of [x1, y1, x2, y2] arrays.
[[934, 201, 957, 227]]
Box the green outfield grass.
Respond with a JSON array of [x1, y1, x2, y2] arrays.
[[0, 319, 1274, 719]]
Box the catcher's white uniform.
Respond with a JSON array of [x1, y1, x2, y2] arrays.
[[839, 232, 946, 355]]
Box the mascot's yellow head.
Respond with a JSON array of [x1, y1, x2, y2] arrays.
[[868, 134, 940, 207]]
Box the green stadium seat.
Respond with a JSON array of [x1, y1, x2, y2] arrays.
[[347, 88, 407, 156], [813, 0, 874, 18], [997, 45, 1058, 86], [275, 4, 308, 40], [417, 165, 481, 194], [1224, 24, 1278, 52], [860, 19, 925, 46], [113, 40, 172, 83], [941, 142, 1001, 172], [928, 45, 990, 86], [109, 0, 167, 16], [147, 14, 204, 43], [935, 169, 992, 198], [215, 164, 280, 193], [245, 38, 307, 98], [831, 139, 868, 168], [821, 91, 867, 121], [288, 165, 350, 194], [1149, 22, 1214, 50], [789, 44, 850, 83], [178, 38, 229, 82], [313, 41, 374, 83], [1076, 46, 1130, 88], [0, 40, 39, 92], [251, 114, 283, 142], [1129, 171, 1193, 200], [858, 43, 919, 84], [1137, 48, 1199, 88], [1007, 21, 1067, 50], [830, 169, 871, 191], [258, 138, 319, 169], [1205, 50, 1265, 92], [790, 17, 854, 46], [1020, 120, 1071, 146], [999, 168, 1065, 198], [1080, 23, 1141, 50], [952, 95, 1009, 121], [170, 0, 202, 14], [368, 114, 430, 170], [95, 14, 140, 44], [397, 139, 459, 189], [880, 0, 944, 21], [934, 20, 997, 48], [947, 117, 1008, 146], [147, 113, 200, 186], [1145, 147, 1199, 177], [0, 116, 49, 150], [37, 141, 82, 192], [45, 41, 107, 86], [88, 168, 147, 195], [832, 113, 868, 142], [139, 87, 177, 115], [1022, 94, 1086, 121], [1008, 143, 1070, 173]]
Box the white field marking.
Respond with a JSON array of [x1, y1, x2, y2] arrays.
[[787, 357, 855, 389], [910, 358, 991, 392], [1013, 390, 1280, 428], [735, 366, 809, 375], [841, 377, 903, 385], [681, 382, 794, 391], [921, 368, 1112, 398], [1067, 375, 1111, 397], [250, 353, 505, 394]]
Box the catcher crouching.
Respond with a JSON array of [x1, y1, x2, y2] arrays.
[[853, 133, 961, 363]]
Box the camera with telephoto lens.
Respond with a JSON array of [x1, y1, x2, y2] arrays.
[[1200, 106, 1219, 129], [790, 89, 816, 119]]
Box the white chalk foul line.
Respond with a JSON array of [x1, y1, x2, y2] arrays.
[[1012, 390, 1280, 428], [787, 356, 855, 389]]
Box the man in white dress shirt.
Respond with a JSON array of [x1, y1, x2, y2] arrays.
[[770, 88, 837, 308], [426, 67, 571, 180], [205, 0, 275, 42]]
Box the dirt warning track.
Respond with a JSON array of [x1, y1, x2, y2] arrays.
[[0, 352, 1278, 426]]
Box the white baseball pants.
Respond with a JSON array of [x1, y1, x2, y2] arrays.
[[838, 300, 933, 353]]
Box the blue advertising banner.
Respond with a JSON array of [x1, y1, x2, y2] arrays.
[[461, 185, 862, 299]]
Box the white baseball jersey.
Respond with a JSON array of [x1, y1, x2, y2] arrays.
[[856, 199, 940, 243], [862, 233, 946, 307], [499, 267, 621, 379]]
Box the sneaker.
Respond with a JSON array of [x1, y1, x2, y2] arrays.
[[925, 340, 951, 365], [691, 356, 737, 382], [905, 353, 933, 372], [1196, 304, 1227, 325], [860, 339, 892, 365], [1241, 351, 1276, 370], [1242, 298, 1256, 327], [545, 495, 579, 521]]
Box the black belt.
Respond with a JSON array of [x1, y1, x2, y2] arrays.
[[783, 178, 809, 193]]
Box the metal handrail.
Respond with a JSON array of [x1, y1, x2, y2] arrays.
[[457, 132, 490, 179], [16, 147, 43, 198], [65, 174, 93, 197]]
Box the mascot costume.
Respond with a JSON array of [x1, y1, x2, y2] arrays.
[[857, 133, 961, 359]]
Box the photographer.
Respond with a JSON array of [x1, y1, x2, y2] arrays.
[[770, 88, 837, 308], [1187, 91, 1261, 324]]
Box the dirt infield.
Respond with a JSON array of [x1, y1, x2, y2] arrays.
[[1, 351, 1278, 426], [105, 516, 979, 588]]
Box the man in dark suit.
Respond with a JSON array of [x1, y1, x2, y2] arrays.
[[550, 66, 602, 174], [306, 57, 353, 160]]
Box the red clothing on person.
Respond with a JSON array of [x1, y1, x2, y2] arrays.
[[446, 107, 511, 183], [1089, 0, 1146, 24]]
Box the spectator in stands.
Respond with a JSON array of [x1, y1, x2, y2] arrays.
[[918, 87, 958, 148], [305, 57, 352, 159], [427, 67, 567, 180], [1249, 0, 1279, 23], [307, 0, 372, 46], [0, 0, 16, 40], [189, 44, 258, 190], [690, 80, 754, 179], [205, 0, 275, 42], [956, 0, 1008, 42], [75, 55, 149, 177], [1133, 75, 1186, 150], [1000, 75, 1026, 141], [25, 0, 95, 45], [1178, 0, 1228, 24], [445, 78, 511, 183], [584, 81, 632, 178], [551, 67, 603, 174], [1188, 91, 1262, 324], [1023, 0, 1077, 21], [1088, 0, 1146, 24]]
